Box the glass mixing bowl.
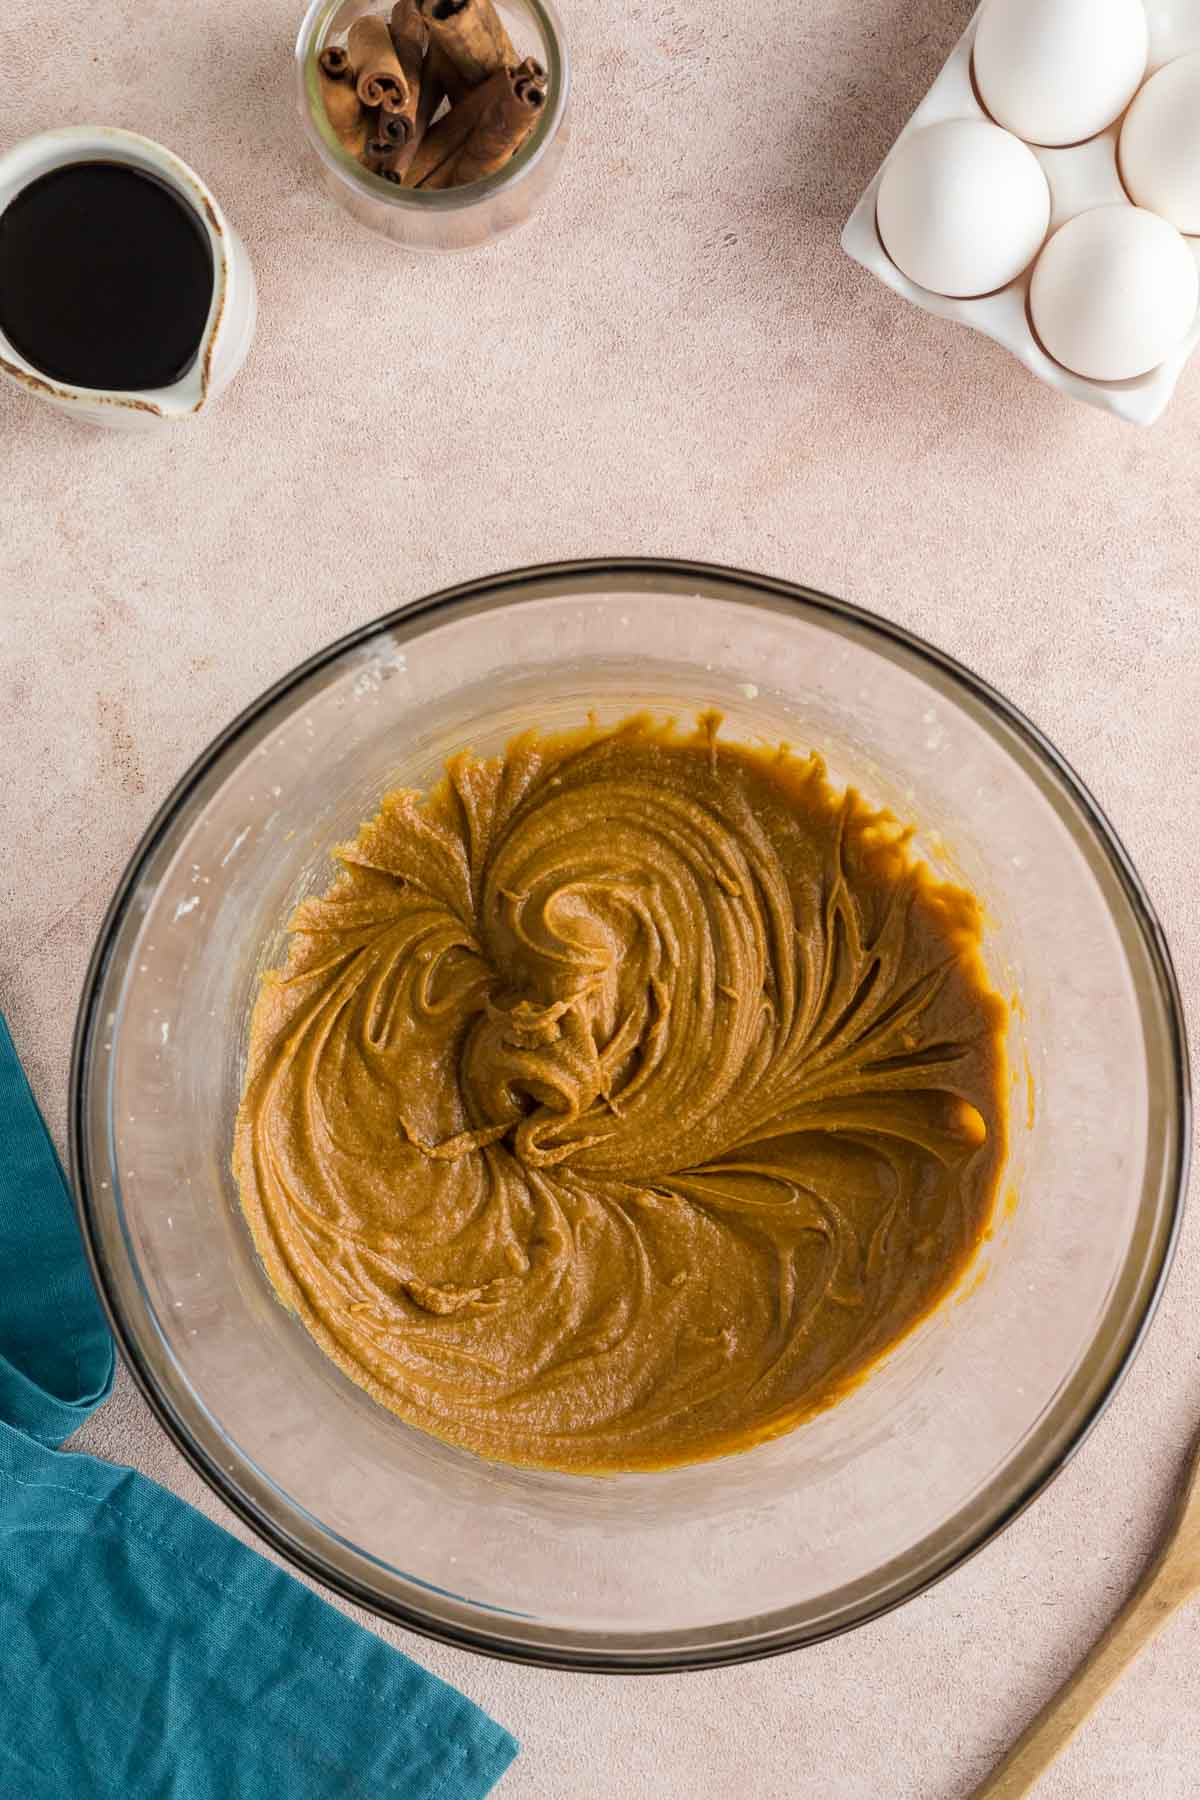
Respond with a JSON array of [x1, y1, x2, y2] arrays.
[[71, 560, 1189, 1671]]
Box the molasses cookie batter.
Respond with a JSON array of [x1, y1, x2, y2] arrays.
[[235, 716, 1006, 1472]]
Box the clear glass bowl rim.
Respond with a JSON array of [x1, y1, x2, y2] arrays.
[[69, 557, 1192, 1672], [294, 0, 570, 213]]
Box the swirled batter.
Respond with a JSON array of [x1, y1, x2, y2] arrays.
[[235, 716, 1007, 1472]]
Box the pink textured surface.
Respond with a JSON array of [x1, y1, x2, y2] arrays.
[[3, 0, 1199, 1794]]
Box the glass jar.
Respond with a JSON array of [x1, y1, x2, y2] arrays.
[[295, 0, 569, 251]]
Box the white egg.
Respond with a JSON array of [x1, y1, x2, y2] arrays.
[[1030, 204, 1199, 379], [974, 0, 1148, 146], [1120, 52, 1200, 234], [876, 119, 1050, 297], [1143, 1, 1200, 68]]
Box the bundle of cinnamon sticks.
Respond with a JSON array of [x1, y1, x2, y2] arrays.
[[318, 0, 547, 190]]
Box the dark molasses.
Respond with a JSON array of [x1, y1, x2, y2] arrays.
[[0, 160, 214, 392]]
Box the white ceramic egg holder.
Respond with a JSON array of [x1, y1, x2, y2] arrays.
[[841, 4, 1200, 424]]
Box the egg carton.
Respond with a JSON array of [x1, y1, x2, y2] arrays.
[[841, 2, 1200, 424]]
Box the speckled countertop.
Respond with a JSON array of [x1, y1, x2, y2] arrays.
[[3, 0, 1199, 1793]]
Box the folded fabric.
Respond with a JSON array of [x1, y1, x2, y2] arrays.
[[0, 1011, 517, 1800]]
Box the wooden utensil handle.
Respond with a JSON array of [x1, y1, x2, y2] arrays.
[[971, 1561, 1185, 1799]]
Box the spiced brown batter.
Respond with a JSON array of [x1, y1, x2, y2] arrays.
[[234, 716, 1007, 1473]]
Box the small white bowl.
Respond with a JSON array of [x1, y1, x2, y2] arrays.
[[0, 127, 256, 430]]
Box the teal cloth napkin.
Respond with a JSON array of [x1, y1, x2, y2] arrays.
[[0, 1011, 517, 1800]]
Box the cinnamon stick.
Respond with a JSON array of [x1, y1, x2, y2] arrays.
[[348, 14, 409, 109], [374, 110, 412, 148], [416, 63, 544, 188], [388, 47, 450, 177], [319, 44, 352, 79], [362, 104, 416, 177], [364, 132, 404, 175], [416, 0, 515, 89], [400, 63, 503, 185], [318, 61, 371, 158], [426, 39, 469, 106], [388, 0, 429, 131]]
